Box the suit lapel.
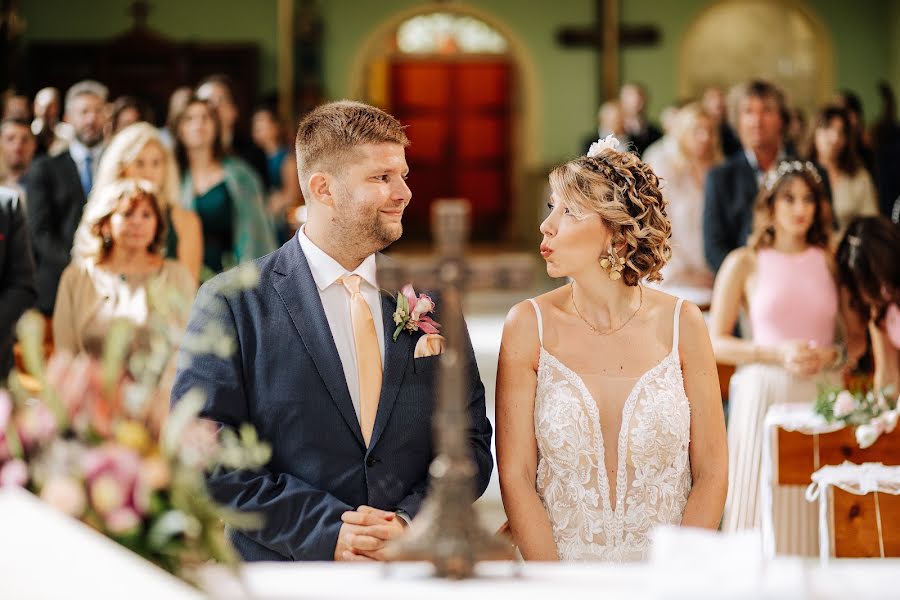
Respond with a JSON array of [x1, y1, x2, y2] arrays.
[[367, 287, 413, 452], [272, 239, 364, 448]]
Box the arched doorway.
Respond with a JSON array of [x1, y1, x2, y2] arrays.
[[678, 0, 833, 114], [349, 8, 535, 246]]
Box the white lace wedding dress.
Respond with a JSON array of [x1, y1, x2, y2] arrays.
[[529, 297, 692, 562]]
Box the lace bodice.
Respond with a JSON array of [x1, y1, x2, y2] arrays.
[[531, 297, 692, 562]]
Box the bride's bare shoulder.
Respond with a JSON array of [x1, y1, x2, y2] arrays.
[[503, 286, 568, 335]]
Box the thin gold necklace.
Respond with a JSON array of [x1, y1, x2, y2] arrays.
[[570, 283, 643, 336]]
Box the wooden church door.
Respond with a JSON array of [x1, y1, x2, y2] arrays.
[[390, 58, 511, 243]]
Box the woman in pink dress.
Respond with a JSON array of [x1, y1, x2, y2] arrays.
[[710, 161, 841, 556], [836, 216, 900, 393]]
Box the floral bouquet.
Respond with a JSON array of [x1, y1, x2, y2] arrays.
[[0, 264, 270, 583], [814, 384, 899, 449]]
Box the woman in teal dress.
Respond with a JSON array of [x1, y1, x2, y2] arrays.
[[175, 97, 277, 279]]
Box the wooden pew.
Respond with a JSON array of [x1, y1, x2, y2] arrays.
[[776, 427, 900, 485], [831, 487, 900, 557]]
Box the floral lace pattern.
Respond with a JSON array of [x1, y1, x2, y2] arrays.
[[532, 299, 692, 562]]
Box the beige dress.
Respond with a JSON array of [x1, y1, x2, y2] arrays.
[[52, 259, 197, 429], [52, 259, 196, 357], [831, 169, 878, 235]]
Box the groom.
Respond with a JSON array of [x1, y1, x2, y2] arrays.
[[171, 101, 493, 562]]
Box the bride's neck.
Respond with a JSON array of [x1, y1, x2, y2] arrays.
[[570, 271, 640, 326]]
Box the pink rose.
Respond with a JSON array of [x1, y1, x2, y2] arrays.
[[41, 476, 87, 517], [833, 391, 856, 419], [105, 507, 140, 534], [0, 459, 28, 487], [410, 294, 435, 321], [90, 475, 127, 515], [16, 402, 57, 449]]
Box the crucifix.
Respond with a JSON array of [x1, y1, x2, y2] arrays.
[[557, 0, 660, 103]]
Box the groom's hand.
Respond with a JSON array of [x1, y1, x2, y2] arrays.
[[335, 506, 406, 561]]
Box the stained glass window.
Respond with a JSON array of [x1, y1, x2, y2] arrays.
[[396, 13, 507, 54]]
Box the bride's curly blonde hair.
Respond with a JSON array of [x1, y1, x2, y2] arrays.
[[549, 148, 672, 286]]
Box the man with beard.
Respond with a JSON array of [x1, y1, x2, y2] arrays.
[[172, 101, 493, 562], [25, 80, 108, 314]]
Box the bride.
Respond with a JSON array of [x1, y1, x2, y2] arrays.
[[496, 137, 727, 561]]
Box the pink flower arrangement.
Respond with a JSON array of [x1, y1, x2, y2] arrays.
[[392, 284, 441, 341]]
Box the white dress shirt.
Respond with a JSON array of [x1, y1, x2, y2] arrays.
[[297, 226, 385, 422], [67, 139, 104, 187]]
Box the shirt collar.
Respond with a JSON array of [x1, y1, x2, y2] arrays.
[[68, 139, 104, 163], [744, 146, 786, 174], [297, 226, 378, 292]]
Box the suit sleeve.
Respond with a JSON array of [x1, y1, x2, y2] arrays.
[[703, 167, 731, 273], [0, 193, 36, 344], [394, 314, 494, 519], [24, 159, 72, 272], [171, 281, 352, 561]]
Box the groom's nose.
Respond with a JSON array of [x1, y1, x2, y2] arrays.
[[393, 177, 412, 204]]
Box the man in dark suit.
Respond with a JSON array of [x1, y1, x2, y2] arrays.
[[0, 187, 36, 378], [703, 80, 789, 272], [172, 101, 493, 562], [24, 80, 107, 314]]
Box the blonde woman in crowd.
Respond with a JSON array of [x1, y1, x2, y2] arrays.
[[92, 121, 202, 281], [645, 103, 723, 303], [54, 180, 196, 431]]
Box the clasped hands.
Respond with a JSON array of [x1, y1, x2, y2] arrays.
[[779, 340, 838, 377], [334, 505, 406, 561]]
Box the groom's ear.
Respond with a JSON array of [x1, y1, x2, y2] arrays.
[[307, 172, 334, 207]]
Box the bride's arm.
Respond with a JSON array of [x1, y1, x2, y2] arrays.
[[677, 301, 729, 529], [496, 301, 559, 560]]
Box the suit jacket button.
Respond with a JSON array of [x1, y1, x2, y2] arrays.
[[366, 457, 377, 468]]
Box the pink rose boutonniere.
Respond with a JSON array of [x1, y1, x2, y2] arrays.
[[392, 284, 441, 342]]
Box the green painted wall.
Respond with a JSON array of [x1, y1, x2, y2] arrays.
[[20, 0, 279, 93], [20, 0, 897, 164]]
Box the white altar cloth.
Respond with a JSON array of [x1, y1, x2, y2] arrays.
[[198, 559, 900, 600]]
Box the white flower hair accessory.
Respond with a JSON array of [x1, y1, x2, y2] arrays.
[[587, 134, 621, 158], [763, 160, 822, 192]]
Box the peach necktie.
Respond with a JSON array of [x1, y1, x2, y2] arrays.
[[340, 275, 382, 446]]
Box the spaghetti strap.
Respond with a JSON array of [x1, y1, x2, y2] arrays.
[[672, 298, 684, 354], [528, 298, 544, 347]]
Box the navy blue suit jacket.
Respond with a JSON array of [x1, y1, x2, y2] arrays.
[[171, 235, 493, 561], [702, 152, 759, 273]]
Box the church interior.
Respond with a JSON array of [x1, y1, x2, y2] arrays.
[[1, 0, 900, 597]]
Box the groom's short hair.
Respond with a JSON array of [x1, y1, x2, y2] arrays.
[[294, 100, 409, 196]]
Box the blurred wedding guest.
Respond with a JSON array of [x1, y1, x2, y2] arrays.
[[834, 90, 874, 172], [2, 94, 30, 120], [871, 83, 900, 217], [712, 161, 839, 556], [196, 75, 269, 188], [836, 216, 900, 392], [785, 107, 810, 158], [56, 180, 196, 431], [0, 117, 37, 201], [251, 105, 303, 243], [641, 100, 687, 165], [158, 86, 192, 150], [174, 97, 276, 279], [31, 87, 71, 157], [619, 82, 661, 156], [583, 100, 629, 155], [0, 187, 36, 378], [703, 80, 790, 272], [110, 96, 148, 136], [809, 105, 878, 234], [702, 85, 741, 157], [93, 122, 202, 281], [25, 79, 108, 315], [645, 103, 722, 301]]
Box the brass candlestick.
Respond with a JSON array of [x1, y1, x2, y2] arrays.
[[384, 199, 514, 578]]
